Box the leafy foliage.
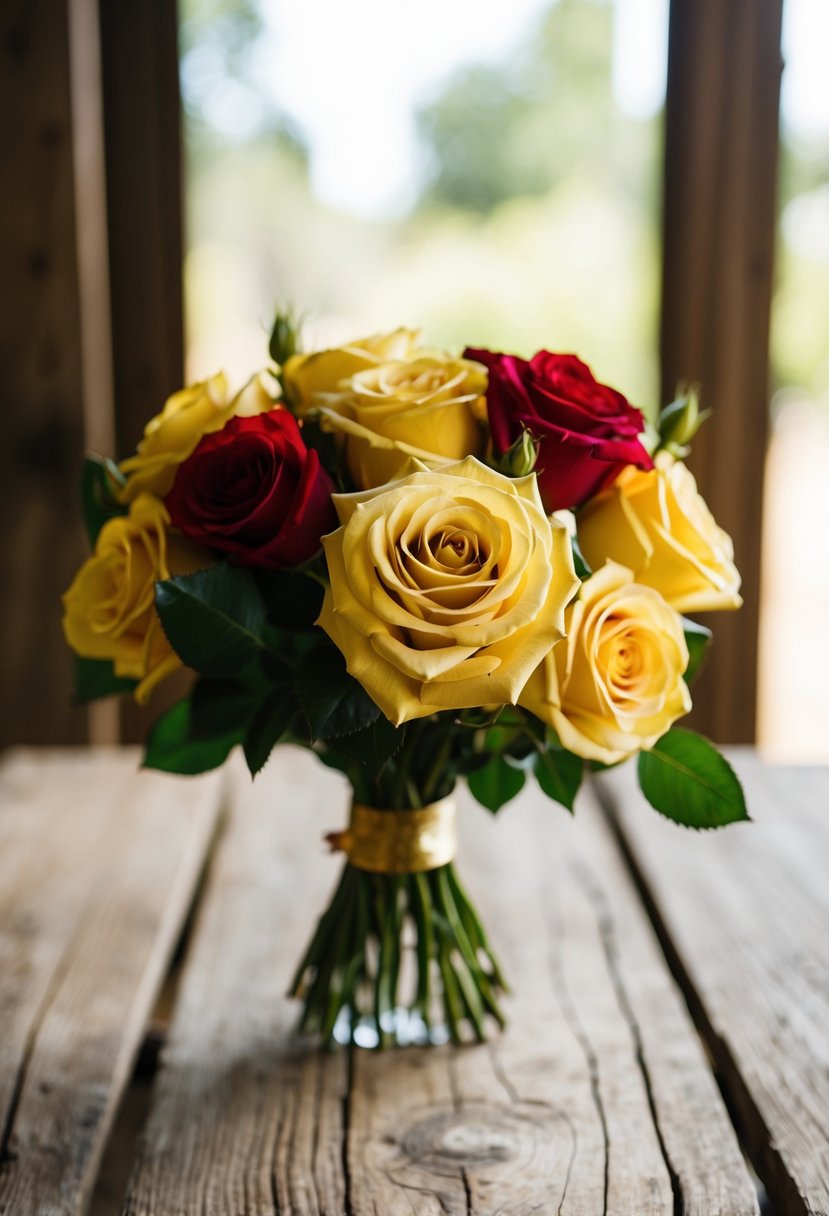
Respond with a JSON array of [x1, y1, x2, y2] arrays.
[[254, 567, 324, 631], [243, 690, 298, 777], [295, 644, 382, 740], [467, 754, 526, 813], [143, 698, 244, 775], [80, 456, 126, 546], [535, 744, 583, 812], [638, 728, 748, 829], [155, 564, 269, 678], [74, 657, 137, 703], [682, 618, 713, 685]]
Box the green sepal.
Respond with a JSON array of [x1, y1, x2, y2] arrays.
[[155, 564, 269, 678], [682, 618, 713, 685], [637, 728, 749, 829], [143, 698, 242, 775], [73, 656, 138, 703], [295, 644, 381, 740], [81, 455, 126, 545], [467, 753, 526, 813]]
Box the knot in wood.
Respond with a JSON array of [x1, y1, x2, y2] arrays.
[[400, 1104, 532, 1176]]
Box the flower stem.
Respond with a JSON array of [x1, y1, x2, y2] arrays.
[[290, 859, 506, 1047]]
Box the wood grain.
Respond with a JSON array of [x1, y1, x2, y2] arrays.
[[121, 751, 350, 1216], [348, 781, 758, 1214], [124, 749, 757, 1214], [0, 0, 90, 748], [597, 752, 829, 1215], [0, 749, 222, 1216], [660, 0, 783, 743]]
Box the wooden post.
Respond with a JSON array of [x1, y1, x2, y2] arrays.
[[97, 0, 186, 741], [660, 0, 783, 742], [0, 1, 91, 746], [98, 0, 184, 459]]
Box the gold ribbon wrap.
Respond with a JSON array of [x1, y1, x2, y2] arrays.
[[326, 795, 457, 874]]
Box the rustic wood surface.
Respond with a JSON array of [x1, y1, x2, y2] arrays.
[[0, 749, 222, 1216], [597, 751, 829, 1216], [122, 749, 757, 1215]]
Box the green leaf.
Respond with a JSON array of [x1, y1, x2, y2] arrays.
[[571, 534, 591, 579], [637, 728, 748, 829], [467, 754, 526, 813], [81, 455, 126, 545], [155, 565, 269, 678], [535, 746, 583, 812], [143, 699, 241, 775], [346, 716, 404, 771], [243, 690, 298, 777], [190, 678, 262, 738], [73, 657, 137, 702], [255, 568, 324, 630], [682, 618, 713, 684], [295, 645, 381, 740]]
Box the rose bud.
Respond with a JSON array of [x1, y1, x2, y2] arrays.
[[165, 409, 337, 569]]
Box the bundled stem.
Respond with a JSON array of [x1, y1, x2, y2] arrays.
[[289, 859, 506, 1048]]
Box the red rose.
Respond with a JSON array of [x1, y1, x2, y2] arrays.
[[464, 348, 653, 512], [165, 409, 336, 568]]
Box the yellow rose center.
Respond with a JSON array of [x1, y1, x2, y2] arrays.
[[377, 502, 504, 626], [596, 615, 656, 702], [430, 527, 482, 570]]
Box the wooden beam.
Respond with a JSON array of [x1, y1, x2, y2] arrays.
[[98, 0, 184, 459], [97, 0, 185, 742], [660, 0, 783, 742], [0, 0, 90, 746]]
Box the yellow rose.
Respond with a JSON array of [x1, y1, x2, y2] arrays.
[[577, 452, 742, 613], [319, 456, 579, 725], [62, 495, 209, 704], [118, 372, 275, 502], [318, 353, 487, 489], [520, 562, 691, 764], [282, 328, 422, 416]]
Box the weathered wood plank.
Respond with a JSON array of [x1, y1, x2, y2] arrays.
[[121, 752, 349, 1216], [597, 752, 829, 1215], [0, 749, 222, 1216], [349, 782, 758, 1214], [124, 749, 757, 1214]]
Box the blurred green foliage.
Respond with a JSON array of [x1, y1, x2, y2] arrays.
[[178, 0, 828, 422]]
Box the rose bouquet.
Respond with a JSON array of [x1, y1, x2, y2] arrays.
[[63, 316, 746, 1047]]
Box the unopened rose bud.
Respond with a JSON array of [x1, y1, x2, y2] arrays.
[[491, 428, 540, 478], [657, 385, 711, 457], [269, 309, 301, 368]]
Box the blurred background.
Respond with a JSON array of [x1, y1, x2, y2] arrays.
[[2, 0, 827, 757]]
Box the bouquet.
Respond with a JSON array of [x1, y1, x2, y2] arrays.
[[63, 316, 746, 1047]]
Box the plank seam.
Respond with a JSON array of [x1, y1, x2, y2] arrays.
[[574, 860, 685, 1216], [341, 1046, 355, 1216], [544, 898, 610, 1216], [592, 779, 807, 1216], [0, 862, 109, 1167]]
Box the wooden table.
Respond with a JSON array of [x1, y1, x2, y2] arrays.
[[0, 747, 826, 1215]]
